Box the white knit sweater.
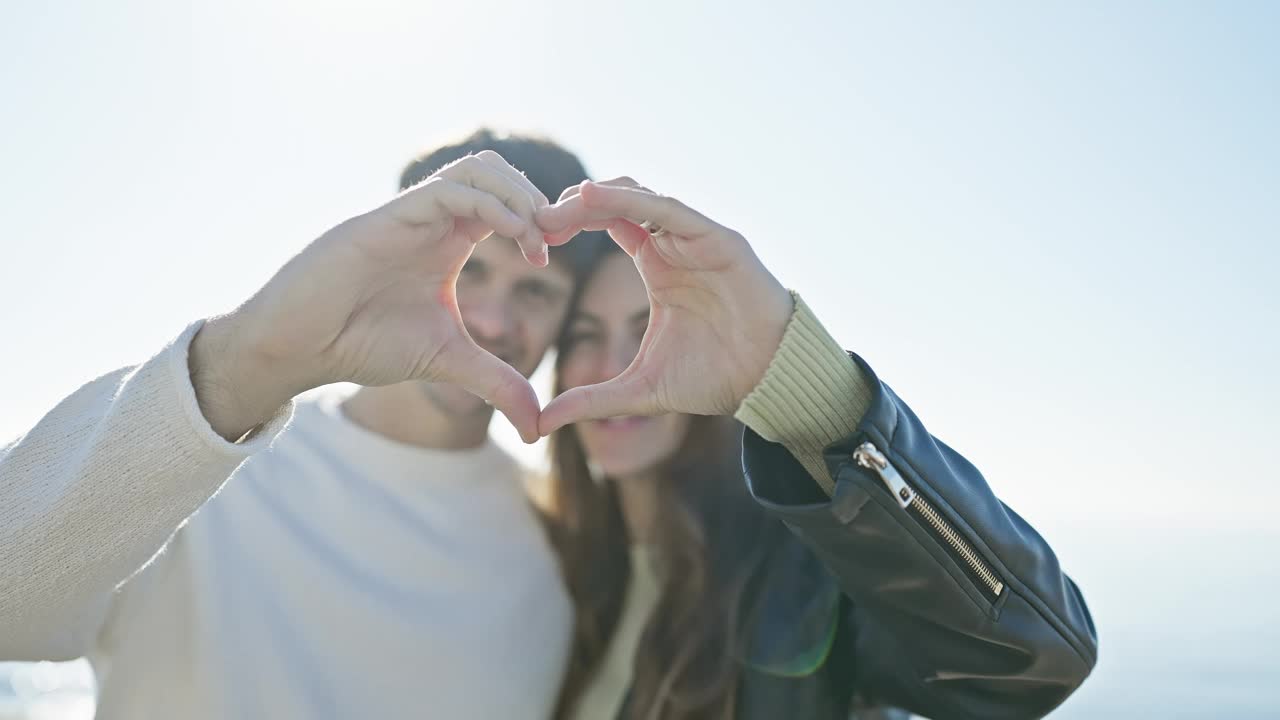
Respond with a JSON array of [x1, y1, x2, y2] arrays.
[[0, 321, 572, 719], [1, 295, 871, 719]]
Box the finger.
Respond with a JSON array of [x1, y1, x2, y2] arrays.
[[578, 182, 716, 240], [423, 180, 528, 244], [593, 175, 645, 190], [535, 180, 658, 231], [606, 220, 649, 257], [539, 176, 658, 247], [474, 149, 550, 209], [438, 340, 542, 443], [539, 195, 654, 249], [542, 227, 579, 247], [541, 176, 644, 231], [537, 374, 654, 437], [537, 178, 591, 244], [538, 183, 587, 246], [594, 176, 644, 190], [540, 208, 623, 247], [535, 192, 608, 234], [438, 156, 548, 266], [556, 181, 586, 203]]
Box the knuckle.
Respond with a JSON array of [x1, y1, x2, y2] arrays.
[[557, 183, 584, 202], [416, 177, 449, 195], [483, 195, 509, 213], [657, 194, 685, 214], [509, 188, 534, 209], [423, 181, 458, 210]]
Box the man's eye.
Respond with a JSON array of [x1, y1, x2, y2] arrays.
[[562, 331, 601, 348], [520, 283, 560, 303]]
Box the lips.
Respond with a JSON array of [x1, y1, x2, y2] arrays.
[[592, 416, 649, 431]]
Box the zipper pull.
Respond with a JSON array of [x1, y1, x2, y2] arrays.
[[853, 442, 915, 509]]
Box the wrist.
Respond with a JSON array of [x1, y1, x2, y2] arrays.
[[189, 313, 304, 441], [731, 277, 795, 409]]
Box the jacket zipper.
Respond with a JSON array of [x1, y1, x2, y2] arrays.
[[852, 442, 1005, 601]]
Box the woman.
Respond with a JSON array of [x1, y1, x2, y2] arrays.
[[532, 179, 1097, 720]]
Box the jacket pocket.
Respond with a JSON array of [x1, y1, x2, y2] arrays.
[[850, 439, 1007, 610]]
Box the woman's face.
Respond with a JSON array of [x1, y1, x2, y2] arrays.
[[559, 253, 691, 480]]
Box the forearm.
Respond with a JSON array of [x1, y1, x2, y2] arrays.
[[189, 312, 306, 442], [0, 321, 292, 658], [740, 350, 1096, 718]]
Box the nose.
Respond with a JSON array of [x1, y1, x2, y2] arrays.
[[460, 296, 516, 348], [599, 338, 638, 382]]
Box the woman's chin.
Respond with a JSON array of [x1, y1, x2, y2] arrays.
[[587, 448, 666, 482], [578, 413, 691, 481], [601, 462, 658, 483]]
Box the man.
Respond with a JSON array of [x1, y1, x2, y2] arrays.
[[0, 129, 600, 718]]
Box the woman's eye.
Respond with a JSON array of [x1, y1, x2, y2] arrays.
[[563, 332, 601, 349]]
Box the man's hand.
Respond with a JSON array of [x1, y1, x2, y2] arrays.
[[534, 178, 794, 436], [190, 151, 550, 443]]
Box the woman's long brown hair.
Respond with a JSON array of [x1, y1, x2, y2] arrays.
[[536, 243, 789, 720]]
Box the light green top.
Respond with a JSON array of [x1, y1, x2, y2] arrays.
[[735, 292, 874, 496], [568, 545, 662, 720]]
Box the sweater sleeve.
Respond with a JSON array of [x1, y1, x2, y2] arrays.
[[734, 293, 874, 496], [0, 321, 293, 659]]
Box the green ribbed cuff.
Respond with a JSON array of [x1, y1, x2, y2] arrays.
[[734, 293, 874, 496]]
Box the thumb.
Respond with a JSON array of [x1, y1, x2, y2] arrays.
[[436, 340, 541, 444], [537, 374, 654, 437]]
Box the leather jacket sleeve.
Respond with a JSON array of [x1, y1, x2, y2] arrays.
[[742, 352, 1097, 720]]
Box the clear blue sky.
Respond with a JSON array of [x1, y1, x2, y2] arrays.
[[2, 1, 1277, 715]]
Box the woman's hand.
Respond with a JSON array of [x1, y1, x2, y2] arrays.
[[534, 178, 794, 436]]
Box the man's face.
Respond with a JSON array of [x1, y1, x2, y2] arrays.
[[420, 238, 576, 417]]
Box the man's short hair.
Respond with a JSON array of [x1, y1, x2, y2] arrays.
[[399, 128, 605, 282]]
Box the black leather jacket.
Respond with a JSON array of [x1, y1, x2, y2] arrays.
[[727, 353, 1097, 719]]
